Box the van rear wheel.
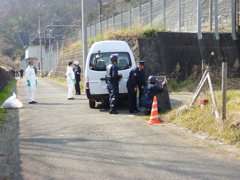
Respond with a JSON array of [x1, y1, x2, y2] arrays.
[[89, 99, 96, 108]]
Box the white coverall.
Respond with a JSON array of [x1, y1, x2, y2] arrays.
[[25, 66, 37, 102], [66, 66, 75, 98]]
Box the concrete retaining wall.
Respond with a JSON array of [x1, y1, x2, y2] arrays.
[[52, 32, 240, 84], [0, 68, 14, 92], [53, 48, 84, 85], [157, 32, 240, 80]]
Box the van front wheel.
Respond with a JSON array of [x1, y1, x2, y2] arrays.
[[89, 99, 96, 108]]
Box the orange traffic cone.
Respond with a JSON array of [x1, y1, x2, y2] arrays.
[[146, 96, 162, 125]]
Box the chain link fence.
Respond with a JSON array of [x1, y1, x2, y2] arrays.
[[19, 0, 233, 74]]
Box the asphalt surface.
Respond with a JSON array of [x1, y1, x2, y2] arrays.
[[12, 78, 240, 180]]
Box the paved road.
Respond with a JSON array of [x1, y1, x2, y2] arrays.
[[12, 78, 240, 180]]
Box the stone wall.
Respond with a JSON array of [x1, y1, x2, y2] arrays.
[[52, 48, 84, 85], [0, 67, 13, 92], [157, 32, 240, 79], [53, 32, 240, 83]]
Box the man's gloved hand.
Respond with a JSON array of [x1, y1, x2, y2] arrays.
[[36, 79, 38, 86], [27, 80, 30, 86], [73, 79, 77, 84]]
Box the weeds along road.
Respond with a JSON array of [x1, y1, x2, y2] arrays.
[[12, 78, 240, 180]]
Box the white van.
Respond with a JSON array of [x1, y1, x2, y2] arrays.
[[85, 40, 136, 108]]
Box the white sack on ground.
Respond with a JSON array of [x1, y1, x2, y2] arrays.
[[1, 93, 23, 109]]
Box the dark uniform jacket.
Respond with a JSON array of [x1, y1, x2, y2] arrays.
[[73, 66, 81, 81], [106, 63, 121, 82], [128, 67, 145, 87], [142, 84, 164, 101]]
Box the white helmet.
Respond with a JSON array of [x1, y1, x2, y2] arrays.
[[74, 61, 79, 65]]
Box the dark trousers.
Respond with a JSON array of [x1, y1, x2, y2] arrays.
[[20, 73, 23, 79], [127, 81, 137, 112], [107, 81, 119, 109], [75, 80, 81, 94], [140, 96, 161, 112]]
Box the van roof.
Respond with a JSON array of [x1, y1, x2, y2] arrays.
[[90, 40, 131, 52]]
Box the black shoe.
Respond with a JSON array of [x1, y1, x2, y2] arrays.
[[109, 108, 119, 114], [29, 102, 34, 104], [68, 98, 75, 100], [136, 109, 141, 112], [130, 110, 139, 113], [139, 104, 142, 107], [32, 101, 37, 104]]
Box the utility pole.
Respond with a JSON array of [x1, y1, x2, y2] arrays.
[[82, 0, 87, 72], [49, 30, 52, 71], [38, 5, 43, 77]]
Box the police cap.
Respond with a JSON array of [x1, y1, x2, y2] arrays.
[[138, 60, 146, 66]]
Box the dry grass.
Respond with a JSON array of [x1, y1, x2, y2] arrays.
[[62, 24, 166, 54], [163, 90, 240, 145], [47, 77, 68, 86]]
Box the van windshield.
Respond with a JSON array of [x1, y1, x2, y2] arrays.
[[89, 52, 132, 71]]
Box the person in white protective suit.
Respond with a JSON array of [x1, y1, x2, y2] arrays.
[[26, 61, 38, 104], [66, 61, 76, 100]]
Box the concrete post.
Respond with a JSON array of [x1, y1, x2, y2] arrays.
[[150, 0, 152, 25], [80, 28, 82, 39], [120, 10, 122, 28], [137, 2, 141, 24], [51, 46, 53, 71], [82, 0, 88, 73], [99, 20, 102, 34], [209, 0, 212, 31], [76, 30, 79, 41], [89, 24, 91, 38], [105, 17, 108, 30], [163, 0, 165, 26], [128, 7, 131, 27], [179, 0, 181, 32], [94, 22, 96, 37], [112, 14, 115, 30], [231, 0, 237, 40], [222, 62, 227, 121], [197, 0, 202, 40], [57, 41, 59, 64], [215, 0, 220, 40]]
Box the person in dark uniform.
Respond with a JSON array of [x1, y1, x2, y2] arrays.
[[138, 61, 147, 106], [106, 54, 122, 114], [127, 61, 146, 113], [11, 69, 15, 77], [20, 68, 24, 79], [34, 67, 37, 75], [15, 69, 18, 77], [73, 61, 81, 95], [140, 75, 166, 116]]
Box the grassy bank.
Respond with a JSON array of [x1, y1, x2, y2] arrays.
[[0, 79, 17, 123], [163, 90, 240, 146], [63, 24, 166, 54], [167, 79, 198, 94]]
